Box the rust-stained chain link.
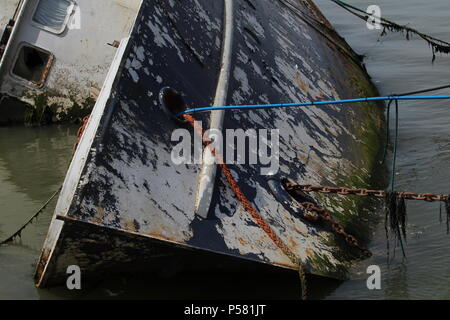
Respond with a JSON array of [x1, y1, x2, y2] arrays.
[[299, 202, 371, 258], [284, 182, 372, 258], [285, 182, 450, 257], [288, 184, 450, 202]]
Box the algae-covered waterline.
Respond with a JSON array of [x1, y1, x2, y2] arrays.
[[1, 0, 450, 299]]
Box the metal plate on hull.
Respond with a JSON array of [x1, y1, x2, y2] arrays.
[[36, 0, 384, 287]]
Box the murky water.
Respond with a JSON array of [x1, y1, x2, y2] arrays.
[[1, 0, 450, 300], [0, 125, 78, 299], [315, 0, 450, 299]]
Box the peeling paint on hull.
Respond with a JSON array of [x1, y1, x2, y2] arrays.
[[35, 0, 385, 288]]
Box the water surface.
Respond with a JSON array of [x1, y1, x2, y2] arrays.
[[315, 0, 450, 299]]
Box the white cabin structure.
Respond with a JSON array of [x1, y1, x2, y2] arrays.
[[0, 0, 141, 125]]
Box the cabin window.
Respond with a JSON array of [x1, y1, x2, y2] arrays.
[[32, 0, 74, 34], [12, 44, 53, 87]]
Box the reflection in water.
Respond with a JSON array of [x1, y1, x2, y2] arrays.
[[0, 126, 77, 202], [385, 262, 409, 299]]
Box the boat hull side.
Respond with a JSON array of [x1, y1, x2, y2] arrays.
[[36, 0, 385, 287]]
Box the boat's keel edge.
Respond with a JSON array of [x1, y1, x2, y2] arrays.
[[35, 214, 318, 288]]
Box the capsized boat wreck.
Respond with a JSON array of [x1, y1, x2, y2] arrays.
[[35, 0, 385, 288]]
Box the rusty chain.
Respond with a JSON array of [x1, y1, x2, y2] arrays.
[[286, 183, 450, 202], [284, 182, 450, 257], [299, 201, 372, 258], [183, 114, 308, 300], [284, 183, 372, 258]]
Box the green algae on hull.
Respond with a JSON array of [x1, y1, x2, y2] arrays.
[[23, 92, 95, 126], [312, 61, 387, 257]]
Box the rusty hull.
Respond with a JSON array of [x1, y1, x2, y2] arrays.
[[35, 0, 385, 288]]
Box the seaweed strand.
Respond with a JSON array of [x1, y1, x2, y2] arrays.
[[446, 198, 450, 234], [384, 192, 407, 257], [397, 196, 407, 240], [332, 0, 450, 61]]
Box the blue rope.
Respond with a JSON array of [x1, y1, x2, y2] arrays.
[[176, 94, 450, 116], [381, 99, 393, 164]]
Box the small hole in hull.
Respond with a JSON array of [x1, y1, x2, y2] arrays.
[[159, 87, 187, 122]]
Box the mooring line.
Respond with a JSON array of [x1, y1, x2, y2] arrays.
[[0, 186, 62, 246], [394, 84, 450, 96], [330, 0, 450, 61], [285, 183, 372, 258], [286, 182, 450, 257], [277, 0, 363, 67], [1, 112, 92, 247], [286, 184, 450, 203], [176, 94, 450, 116]]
